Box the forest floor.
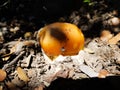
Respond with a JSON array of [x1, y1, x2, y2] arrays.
[[0, 0, 120, 90]]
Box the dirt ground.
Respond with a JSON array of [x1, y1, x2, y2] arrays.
[[0, 0, 120, 90]]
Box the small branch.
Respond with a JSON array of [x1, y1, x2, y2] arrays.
[[0, 0, 10, 8], [2, 51, 25, 70]]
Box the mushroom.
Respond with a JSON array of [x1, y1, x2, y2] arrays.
[[37, 22, 84, 60]]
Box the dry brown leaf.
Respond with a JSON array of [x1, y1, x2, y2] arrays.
[[108, 32, 120, 44], [100, 30, 113, 41], [98, 69, 109, 78], [0, 69, 7, 81], [16, 67, 29, 82]]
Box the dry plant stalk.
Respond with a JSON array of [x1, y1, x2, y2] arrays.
[[98, 69, 109, 78]]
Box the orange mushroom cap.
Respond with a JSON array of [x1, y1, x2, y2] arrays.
[[38, 22, 84, 58]]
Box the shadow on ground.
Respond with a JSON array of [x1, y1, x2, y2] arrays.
[[45, 76, 120, 90]]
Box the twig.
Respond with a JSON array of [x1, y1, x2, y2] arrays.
[[2, 51, 25, 70], [0, 0, 10, 8]]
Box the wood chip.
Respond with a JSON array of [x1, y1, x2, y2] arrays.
[[79, 65, 98, 77], [16, 67, 29, 82], [108, 32, 120, 44]]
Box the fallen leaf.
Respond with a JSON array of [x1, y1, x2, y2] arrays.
[[98, 69, 109, 78], [108, 32, 120, 44], [16, 67, 29, 82]]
